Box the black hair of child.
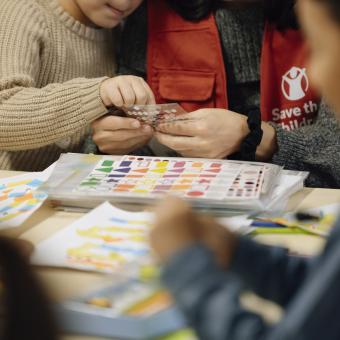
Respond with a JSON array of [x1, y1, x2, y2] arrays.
[[165, 0, 213, 21], [0, 238, 58, 340], [166, 0, 298, 30]]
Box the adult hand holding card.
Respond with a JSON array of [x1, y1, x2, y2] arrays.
[[155, 108, 250, 159]]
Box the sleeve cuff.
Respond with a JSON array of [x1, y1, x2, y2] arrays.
[[270, 123, 308, 170], [79, 77, 109, 122]]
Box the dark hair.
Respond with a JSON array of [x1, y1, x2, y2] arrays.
[[265, 0, 298, 30], [320, 0, 340, 23], [0, 238, 57, 340], [165, 0, 213, 21], [166, 0, 298, 29]]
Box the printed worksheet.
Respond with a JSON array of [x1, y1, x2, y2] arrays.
[[31, 202, 153, 273]]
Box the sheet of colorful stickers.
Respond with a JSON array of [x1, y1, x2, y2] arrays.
[[0, 167, 52, 229], [77, 155, 266, 202], [120, 103, 187, 127], [31, 202, 154, 273]]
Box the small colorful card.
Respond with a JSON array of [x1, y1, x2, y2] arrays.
[[121, 103, 187, 127], [0, 167, 53, 229]]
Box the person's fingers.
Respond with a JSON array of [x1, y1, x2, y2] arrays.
[[106, 86, 125, 107], [154, 196, 192, 223], [197, 214, 221, 232], [101, 76, 157, 108], [93, 129, 150, 144], [118, 80, 136, 106], [92, 115, 141, 131], [119, 134, 151, 150], [156, 116, 207, 137], [130, 80, 149, 105], [96, 134, 151, 154], [180, 110, 207, 119], [155, 132, 201, 151], [139, 78, 156, 105], [130, 78, 156, 105], [150, 196, 204, 262]]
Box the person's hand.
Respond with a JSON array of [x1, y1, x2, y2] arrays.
[[150, 196, 238, 269], [154, 109, 250, 159], [100, 75, 155, 108], [92, 115, 153, 154], [95, 75, 155, 154]]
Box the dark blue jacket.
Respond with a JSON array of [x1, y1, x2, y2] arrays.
[[162, 220, 340, 339]]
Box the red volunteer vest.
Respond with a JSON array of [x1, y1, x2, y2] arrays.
[[147, 0, 319, 131]]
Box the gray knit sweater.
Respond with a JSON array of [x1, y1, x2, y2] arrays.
[[116, 2, 340, 188]]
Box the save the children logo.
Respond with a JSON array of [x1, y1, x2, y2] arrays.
[[281, 66, 309, 101], [272, 66, 317, 131]]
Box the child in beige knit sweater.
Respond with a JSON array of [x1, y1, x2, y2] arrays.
[[0, 0, 154, 171]]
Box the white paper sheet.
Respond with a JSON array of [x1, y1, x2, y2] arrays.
[[31, 202, 154, 273]]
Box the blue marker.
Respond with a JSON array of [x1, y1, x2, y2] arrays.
[[251, 220, 286, 228]]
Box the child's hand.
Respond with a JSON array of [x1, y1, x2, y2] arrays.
[[150, 196, 239, 269], [92, 115, 153, 154], [150, 197, 201, 262], [100, 75, 156, 108]]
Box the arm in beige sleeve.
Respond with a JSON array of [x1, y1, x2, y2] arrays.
[[0, 1, 108, 151]]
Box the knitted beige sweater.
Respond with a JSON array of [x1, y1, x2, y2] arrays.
[[0, 0, 117, 171]]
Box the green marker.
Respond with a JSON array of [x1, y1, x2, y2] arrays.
[[251, 227, 309, 235]]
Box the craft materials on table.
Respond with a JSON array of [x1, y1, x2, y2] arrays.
[[78, 155, 265, 200], [251, 203, 339, 237], [120, 103, 187, 127], [31, 202, 154, 274], [30, 201, 253, 273], [57, 278, 188, 340], [0, 166, 53, 229], [64, 279, 172, 319], [271, 203, 339, 237], [42, 153, 293, 212]]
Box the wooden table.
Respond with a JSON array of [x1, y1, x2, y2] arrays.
[[1, 171, 339, 339]]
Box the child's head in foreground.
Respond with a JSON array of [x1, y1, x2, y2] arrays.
[[298, 0, 340, 115]]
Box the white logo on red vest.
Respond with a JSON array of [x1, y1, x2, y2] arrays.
[[281, 67, 309, 101]]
